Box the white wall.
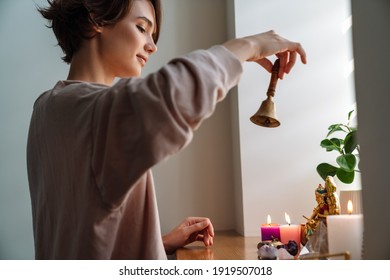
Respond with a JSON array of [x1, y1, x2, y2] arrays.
[[232, 0, 358, 236]]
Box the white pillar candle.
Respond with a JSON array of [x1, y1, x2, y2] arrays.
[[327, 201, 364, 259]]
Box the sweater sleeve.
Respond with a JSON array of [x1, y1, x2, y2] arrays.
[[91, 45, 243, 207]]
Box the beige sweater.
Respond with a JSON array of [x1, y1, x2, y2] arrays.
[[26, 45, 242, 259]]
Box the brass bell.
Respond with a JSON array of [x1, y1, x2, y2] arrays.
[[250, 59, 281, 128]]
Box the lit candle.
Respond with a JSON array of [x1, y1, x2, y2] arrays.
[[327, 200, 364, 259], [279, 213, 301, 250], [260, 215, 280, 241], [347, 200, 353, 213], [339, 190, 363, 214]]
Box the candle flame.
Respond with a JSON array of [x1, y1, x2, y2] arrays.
[[267, 215, 271, 225], [347, 200, 353, 214], [284, 212, 291, 225]]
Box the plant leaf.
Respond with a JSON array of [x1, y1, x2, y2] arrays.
[[317, 163, 338, 181], [336, 154, 357, 172], [344, 130, 358, 154], [336, 168, 355, 184], [327, 124, 346, 137], [348, 110, 354, 121], [320, 139, 341, 152]]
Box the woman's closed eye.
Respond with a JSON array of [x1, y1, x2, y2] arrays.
[[137, 25, 146, 33]]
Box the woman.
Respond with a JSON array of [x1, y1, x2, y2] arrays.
[[27, 0, 306, 259]]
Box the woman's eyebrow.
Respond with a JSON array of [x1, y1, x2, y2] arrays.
[[137, 16, 154, 29]]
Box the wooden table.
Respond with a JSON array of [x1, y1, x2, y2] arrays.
[[176, 230, 351, 260], [176, 230, 260, 260]]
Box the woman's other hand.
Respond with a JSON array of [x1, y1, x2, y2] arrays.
[[162, 217, 214, 255]]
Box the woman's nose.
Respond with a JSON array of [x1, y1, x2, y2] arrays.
[[145, 38, 157, 54]]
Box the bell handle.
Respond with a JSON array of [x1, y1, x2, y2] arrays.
[[266, 59, 280, 98]]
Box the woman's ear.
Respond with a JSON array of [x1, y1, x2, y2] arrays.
[[89, 14, 102, 33]]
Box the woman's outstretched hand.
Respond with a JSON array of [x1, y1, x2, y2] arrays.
[[223, 30, 307, 79], [162, 217, 214, 255]]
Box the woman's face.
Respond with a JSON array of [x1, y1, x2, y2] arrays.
[[97, 0, 157, 78]]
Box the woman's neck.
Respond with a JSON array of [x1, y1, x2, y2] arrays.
[[67, 40, 115, 86]]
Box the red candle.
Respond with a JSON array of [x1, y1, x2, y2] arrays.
[[260, 215, 281, 241], [280, 213, 301, 249]]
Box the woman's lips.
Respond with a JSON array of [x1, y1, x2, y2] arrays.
[[136, 55, 147, 66]]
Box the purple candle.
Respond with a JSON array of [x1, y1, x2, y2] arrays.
[[261, 215, 281, 241]]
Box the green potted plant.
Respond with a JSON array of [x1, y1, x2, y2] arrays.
[[316, 110, 360, 184]]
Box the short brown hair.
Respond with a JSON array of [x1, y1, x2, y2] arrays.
[[38, 0, 161, 63]]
